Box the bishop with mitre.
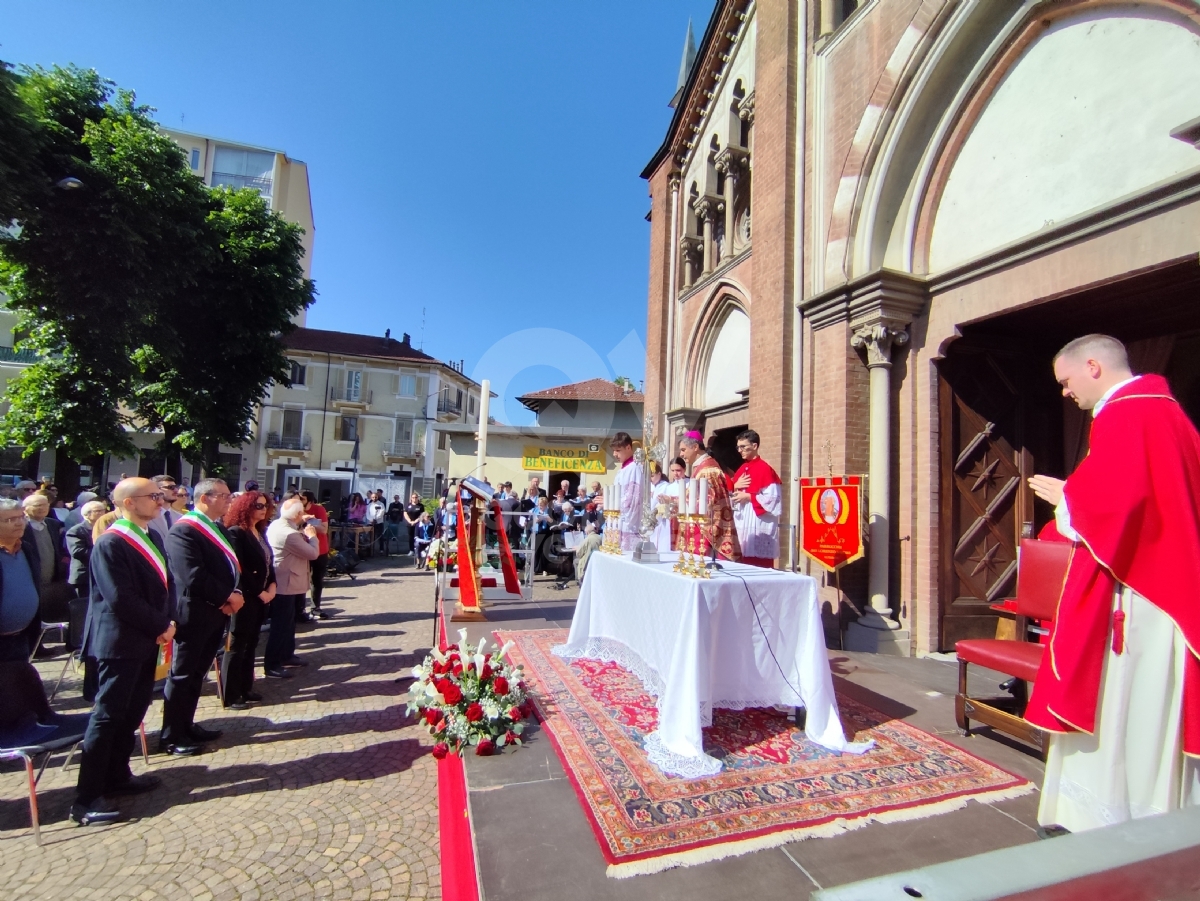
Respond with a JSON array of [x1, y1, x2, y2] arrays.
[[1026, 334, 1200, 834]]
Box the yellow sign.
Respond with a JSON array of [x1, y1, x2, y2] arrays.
[[522, 445, 607, 473]]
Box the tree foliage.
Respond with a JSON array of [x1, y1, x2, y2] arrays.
[[0, 64, 314, 471]]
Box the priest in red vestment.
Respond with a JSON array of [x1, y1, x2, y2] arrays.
[[1027, 334, 1200, 834], [678, 431, 741, 562], [731, 430, 782, 568]]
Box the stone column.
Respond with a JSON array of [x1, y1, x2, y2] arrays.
[[699, 202, 714, 276], [845, 322, 910, 654], [722, 170, 737, 262]]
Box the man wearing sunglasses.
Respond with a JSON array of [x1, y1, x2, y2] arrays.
[[147, 475, 181, 542], [159, 478, 243, 756]]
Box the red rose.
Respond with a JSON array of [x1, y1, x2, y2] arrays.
[[507, 705, 522, 720], [505, 730, 519, 746], [492, 676, 509, 696], [451, 662, 463, 677], [480, 663, 493, 681], [519, 701, 533, 719], [446, 644, 459, 652], [465, 702, 484, 722], [423, 708, 439, 726], [441, 682, 463, 705], [431, 743, 449, 759], [475, 738, 494, 756]]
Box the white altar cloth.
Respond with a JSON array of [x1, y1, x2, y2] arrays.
[[553, 551, 871, 777]]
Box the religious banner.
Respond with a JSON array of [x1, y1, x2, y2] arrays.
[[521, 444, 607, 473], [799, 476, 864, 570]]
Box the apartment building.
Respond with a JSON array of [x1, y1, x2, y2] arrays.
[[250, 327, 486, 511], [161, 127, 315, 325]]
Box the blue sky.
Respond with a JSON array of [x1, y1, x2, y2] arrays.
[[0, 1, 715, 425]]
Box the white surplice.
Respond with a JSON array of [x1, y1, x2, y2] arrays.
[[733, 482, 782, 560], [613, 459, 643, 552]]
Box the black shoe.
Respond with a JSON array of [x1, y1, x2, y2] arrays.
[[264, 667, 292, 679], [315, 610, 332, 619], [227, 699, 251, 710], [296, 612, 318, 623], [281, 657, 308, 668], [244, 691, 263, 702], [109, 774, 162, 796], [69, 797, 120, 826], [190, 725, 223, 742], [159, 742, 202, 757]]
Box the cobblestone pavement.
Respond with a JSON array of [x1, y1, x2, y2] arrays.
[[1, 558, 442, 901]]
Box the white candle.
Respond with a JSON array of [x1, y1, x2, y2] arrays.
[[677, 480, 686, 511], [698, 481, 708, 516], [689, 481, 699, 515]]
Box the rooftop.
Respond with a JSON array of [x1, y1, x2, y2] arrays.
[[284, 327, 475, 382], [517, 377, 645, 412]]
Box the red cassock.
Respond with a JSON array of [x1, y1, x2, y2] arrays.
[[732, 456, 782, 518], [1025, 374, 1200, 756]]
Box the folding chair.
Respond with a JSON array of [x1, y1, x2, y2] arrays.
[[0, 663, 91, 847]]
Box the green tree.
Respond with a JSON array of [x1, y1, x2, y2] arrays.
[[132, 186, 315, 472], [0, 61, 43, 226], [613, 376, 636, 392], [0, 65, 213, 464]]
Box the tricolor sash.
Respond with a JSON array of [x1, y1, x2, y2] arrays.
[[108, 519, 169, 587], [177, 510, 241, 574]]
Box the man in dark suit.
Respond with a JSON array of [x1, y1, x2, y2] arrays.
[[0, 498, 42, 662], [159, 477, 242, 755], [71, 478, 175, 825]]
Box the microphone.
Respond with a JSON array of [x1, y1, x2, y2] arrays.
[[707, 538, 723, 571]]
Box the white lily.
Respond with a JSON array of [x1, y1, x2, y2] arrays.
[[497, 640, 514, 661]]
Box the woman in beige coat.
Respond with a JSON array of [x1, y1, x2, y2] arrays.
[[264, 498, 319, 678]]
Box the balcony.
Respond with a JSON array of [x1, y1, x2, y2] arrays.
[[265, 432, 312, 459], [436, 396, 462, 421], [330, 387, 373, 411], [211, 172, 273, 201], [382, 440, 420, 463], [0, 346, 39, 365]]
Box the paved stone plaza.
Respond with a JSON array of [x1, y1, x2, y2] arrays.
[[1, 560, 441, 901]]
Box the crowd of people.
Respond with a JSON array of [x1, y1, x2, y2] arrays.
[[0, 473, 346, 826]]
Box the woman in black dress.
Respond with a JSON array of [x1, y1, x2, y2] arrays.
[[222, 490, 277, 709]]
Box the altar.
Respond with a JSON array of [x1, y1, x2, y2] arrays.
[[553, 550, 870, 777]]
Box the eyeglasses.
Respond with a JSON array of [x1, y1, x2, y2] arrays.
[[253, 502, 267, 510], [205, 493, 232, 500], [132, 492, 166, 501], [736, 445, 754, 452]]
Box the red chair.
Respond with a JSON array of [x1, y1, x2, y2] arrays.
[[954, 538, 1071, 753]]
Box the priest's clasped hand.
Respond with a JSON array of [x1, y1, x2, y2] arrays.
[[1028, 475, 1066, 506]]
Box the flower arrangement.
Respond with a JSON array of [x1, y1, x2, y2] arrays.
[[407, 629, 532, 757], [426, 537, 456, 570]]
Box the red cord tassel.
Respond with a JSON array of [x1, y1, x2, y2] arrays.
[[1112, 609, 1126, 655]]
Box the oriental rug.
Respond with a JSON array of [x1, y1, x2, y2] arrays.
[[496, 628, 1033, 878]]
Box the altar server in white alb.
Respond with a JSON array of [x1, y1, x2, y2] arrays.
[[609, 431, 643, 552], [730, 430, 782, 568]]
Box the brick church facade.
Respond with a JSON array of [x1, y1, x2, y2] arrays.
[[642, 0, 1200, 655]]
